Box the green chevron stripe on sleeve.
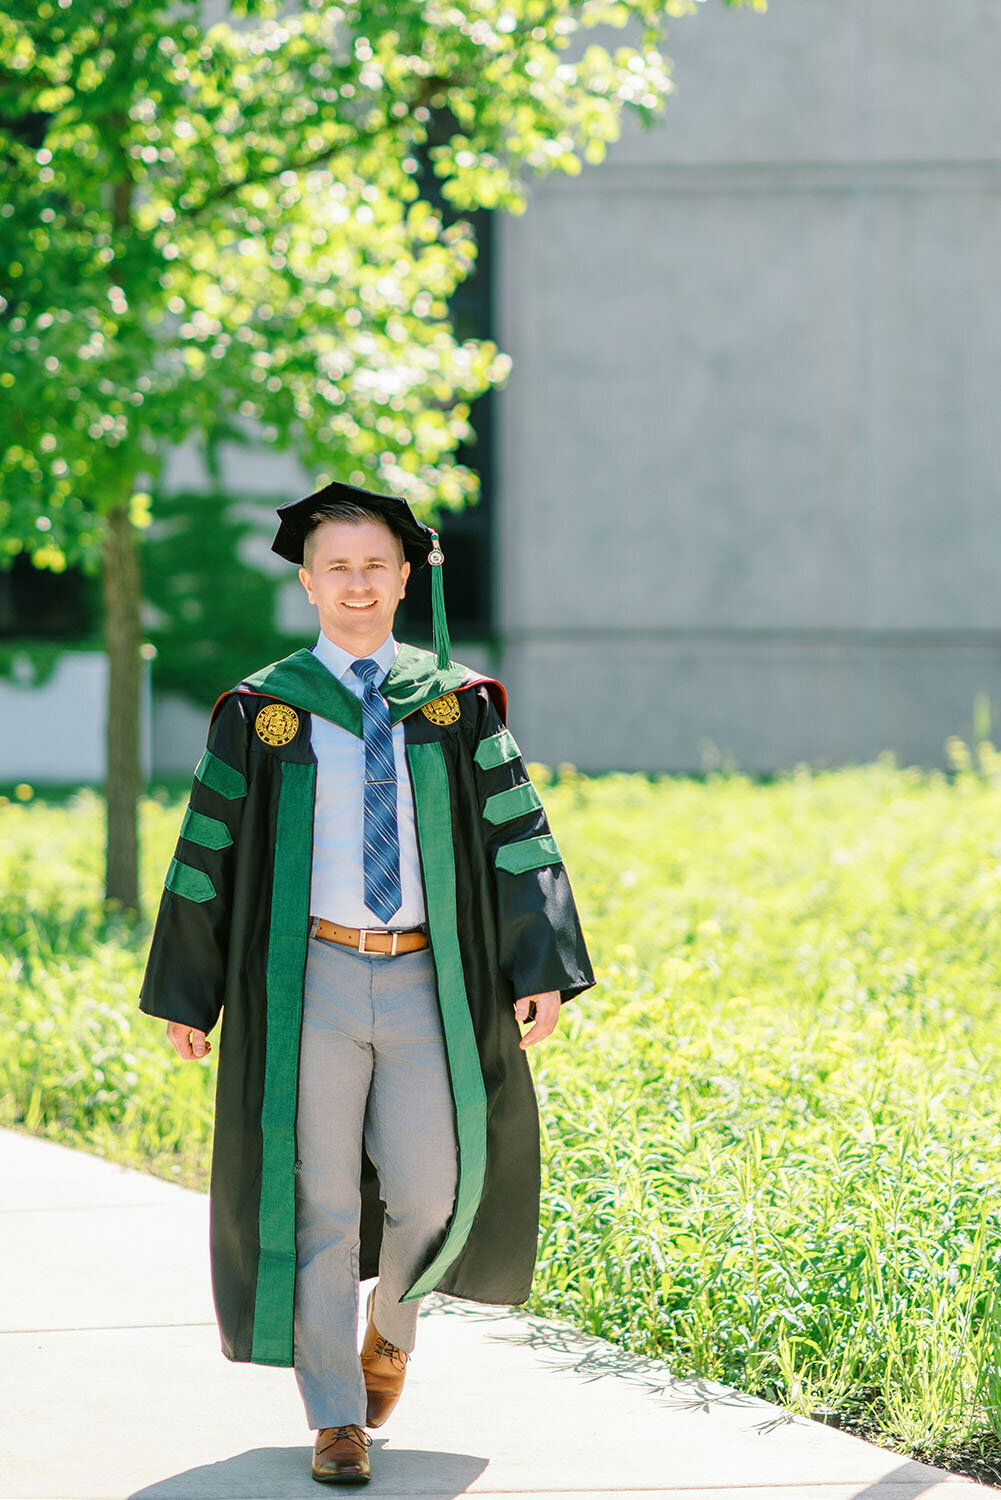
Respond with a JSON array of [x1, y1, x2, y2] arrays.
[[164, 857, 216, 903], [195, 748, 247, 800], [482, 781, 543, 827], [474, 727, 520, 771], [495, 833, 563, 876], [180, 807, 233, 851]]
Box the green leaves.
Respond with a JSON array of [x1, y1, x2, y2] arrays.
[[6, 752, 1001, 1472], [1, 0, 759, 565], [526, 761, 1001, 1464]]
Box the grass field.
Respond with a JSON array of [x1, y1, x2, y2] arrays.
[[5, 753, 1001, 1479]]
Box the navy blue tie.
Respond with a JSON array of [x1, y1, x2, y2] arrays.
[[350, 658, 402, 925]]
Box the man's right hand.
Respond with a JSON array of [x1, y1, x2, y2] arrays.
[[166, 1022, 211, 1060]]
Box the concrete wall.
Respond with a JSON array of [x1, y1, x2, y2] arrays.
[[2, 653, 151, 783], [494, 0, 1001, 769]]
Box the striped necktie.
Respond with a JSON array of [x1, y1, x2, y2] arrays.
[[350, 657, 403, 925]]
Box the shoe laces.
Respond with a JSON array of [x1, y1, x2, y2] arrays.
[[320, 1424, 372, 1450], [374, 1334, 409, 1371]]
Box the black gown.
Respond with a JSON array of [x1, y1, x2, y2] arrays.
[[139, 643, 594, 1366]]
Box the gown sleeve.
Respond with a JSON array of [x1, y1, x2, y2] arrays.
[[467, 685, 595, 1004], [139, 692, 252, 1033]]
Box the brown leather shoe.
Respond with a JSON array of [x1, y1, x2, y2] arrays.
[[360, 1288, 410, 1427], [311, 1425, 371, 1485]]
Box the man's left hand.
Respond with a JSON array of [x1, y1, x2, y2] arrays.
[[513, 991, 561, 1049]]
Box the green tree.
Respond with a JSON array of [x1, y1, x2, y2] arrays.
[[0, 0, 758, 912]]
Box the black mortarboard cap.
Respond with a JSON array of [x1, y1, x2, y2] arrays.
[[271, 478, 451, 666], [271, 478, 435, 571]]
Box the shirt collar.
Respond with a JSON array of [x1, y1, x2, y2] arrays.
[[312, 629, 398, 684]]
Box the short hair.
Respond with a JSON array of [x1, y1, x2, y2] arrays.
[[301, 501, 405, 568]]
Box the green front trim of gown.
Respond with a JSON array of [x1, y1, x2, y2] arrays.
[[251, 758, 316, 1365], [402, 739, 488, 1299], [240, 644, 473, 730]]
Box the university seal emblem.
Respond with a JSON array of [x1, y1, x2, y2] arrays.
[[421, 693, 461, 727], [255, 702, 300, 746]]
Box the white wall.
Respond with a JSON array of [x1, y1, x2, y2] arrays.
[[2, 653, 151, 782]]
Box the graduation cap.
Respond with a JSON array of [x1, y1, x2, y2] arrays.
[[271, 478, 451, 667]]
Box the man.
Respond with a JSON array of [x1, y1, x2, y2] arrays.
[[140, 480, 594, 1485]]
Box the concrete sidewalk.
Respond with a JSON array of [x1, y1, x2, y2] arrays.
[[0, 1129, 994, 1500]]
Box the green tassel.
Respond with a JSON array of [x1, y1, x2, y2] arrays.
[[428, 530, 451, 669]]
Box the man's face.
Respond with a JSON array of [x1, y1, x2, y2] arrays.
[[298, 519, 411, 654]]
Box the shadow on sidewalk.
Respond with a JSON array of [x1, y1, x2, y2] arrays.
[[424, 1294, 772, 1412], [129, 1442, 487, 1499], [843, 1462, 967, 1499]]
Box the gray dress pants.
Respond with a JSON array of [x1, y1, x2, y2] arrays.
[[293, 936, 459, 1428]]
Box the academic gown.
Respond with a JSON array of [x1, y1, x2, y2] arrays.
[[139, 643, 595, 1366]]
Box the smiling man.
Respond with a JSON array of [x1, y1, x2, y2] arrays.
[[139, 479, 594, 1486]]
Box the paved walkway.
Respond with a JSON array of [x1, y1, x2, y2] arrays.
[[1, 1128, 994, 1500]]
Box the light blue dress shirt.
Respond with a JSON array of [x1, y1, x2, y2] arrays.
[[309, 630, 426, 930]]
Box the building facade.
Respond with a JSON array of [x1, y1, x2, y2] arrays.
[[6, 0, 1000, 779], [492, 0, 1001, 770]]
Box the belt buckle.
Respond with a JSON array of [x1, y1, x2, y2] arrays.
[[357, 927, 399, 955]]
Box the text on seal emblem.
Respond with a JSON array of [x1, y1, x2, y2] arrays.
[[421, 693, 461, 727], [255, 702, 300, 746]]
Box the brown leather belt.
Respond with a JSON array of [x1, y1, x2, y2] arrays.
[[309, 915, 429, 956]]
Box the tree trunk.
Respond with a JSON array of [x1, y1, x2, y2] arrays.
[[103, 503, 142, 912]]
